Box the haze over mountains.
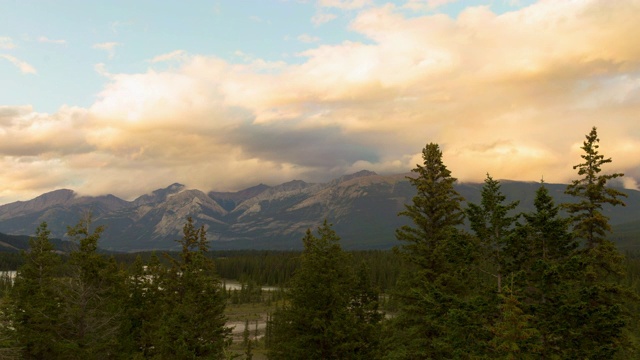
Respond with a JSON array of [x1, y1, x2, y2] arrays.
[[1, 170, 639, 252]]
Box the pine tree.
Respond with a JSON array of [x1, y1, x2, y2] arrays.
[[56, 214, 125, 359], [243, 319, 253, 360], [0, 293, 21, 360], [507, 182, 578, 358], [12, 222, 62, 359], [489, 293, 540, 360], [561, 127, 629, 358], [119, 254, 164, 357], [466, 174, 520, 293], [268, 221, 381, 359], [385, 143, 483, 359], [396, 143, 465, 280], [564, 126, 627, 251], [150, 217, 230, 359]]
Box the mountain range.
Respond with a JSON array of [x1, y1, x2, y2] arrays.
[[1, 170, 639, 252]]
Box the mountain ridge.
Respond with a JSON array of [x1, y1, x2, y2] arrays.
[[0, 171, 638, 252]]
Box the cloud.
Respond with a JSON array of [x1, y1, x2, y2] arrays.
[[93, 42, 120, 59], [110, 20, 133, 34], [403, 0, 458, 11], [311, 12, 338, 25], [0, 54, 37, 74], [2, 0, 640, 204], [318, 0, 371, 9], [38, 36, 66, 44], [0, 37, 15, 49], [297, 34, 321, 43], [150, 50, 187, 63], [94, 63, 112, 78]]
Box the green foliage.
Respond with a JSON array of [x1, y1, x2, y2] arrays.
[[243, 319, 253, 360], [564, 126, 627, 250], [489, 293, 540, 359], [56, 215, 126, 359], [396, 143, 466, 279], [506, 183, 580, 358], [268, 221, 381, 359], [11, 222, 63, 359], [559, 127, 631, 358], [466, 174, 520, 293], [145, 217, 231, 359], [386, 143, 486, 359]]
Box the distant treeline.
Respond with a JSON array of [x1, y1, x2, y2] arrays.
[[3, 245, 640, 294], [19, 248, 404, 291]]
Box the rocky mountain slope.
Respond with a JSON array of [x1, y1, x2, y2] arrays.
[[0, 170, 638, 252]]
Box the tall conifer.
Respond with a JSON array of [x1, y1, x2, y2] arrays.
[[12, 222, 62, 359], [466, 174, 519, 293], [150, 217, 230, 359], [268, 221, 381, 359], [386, 143, 482, 359], [561, 127, 629, 358]]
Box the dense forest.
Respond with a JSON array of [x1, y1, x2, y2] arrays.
[[1, 126, 639, 359]]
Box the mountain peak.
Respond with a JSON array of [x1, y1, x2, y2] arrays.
[[23, 189, 76, 208], [339, 170, 378, 183], [0, 189, 76, 219], [133, 183, 186, 206]]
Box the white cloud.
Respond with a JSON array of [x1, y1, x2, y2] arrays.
[[318, 0, 371, 9], [297, 34, 321, 43], [150, 50, 187, 63], [93, 42, 120, 59], [94, 63, 112, 78], [312, 12, 338, 25], [0, 37, 15, 49], [38, 36, 66, 44], [0, 54, 37, 74], [403, 0, 458, 11]]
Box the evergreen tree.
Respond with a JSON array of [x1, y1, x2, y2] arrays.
[[149, 217, 230, 359], [12, 222, 62, 359], [0, 293, 21, 360], [395, 143, 465, 280], [561, 127, 629, 358], [489, 293, 540, 360], [385, 143, 484, 359], [268, 221, 381, 359], [56, 215, 125, 359], [243, 319, 253, 360], [508, 182, 578, 358], [565, 126, 627, 251], [119, 254, 164, 357], [349, 262, 383, 356], [466, 174, 519, 293]]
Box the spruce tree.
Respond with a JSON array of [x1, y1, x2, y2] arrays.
[[561, 127, 629, 358], [508, 183, 578, 358], [489, 293, 540, 360], [57, 215, 125, 359], [386, 143, 483, 359], [268, 221, 381, 359], [565, 126, 627, 251], [466, 174, 520, 293], [150, 217, 230, 359], [12, 222, 62, 359], [396, 143, 465, 279], [119, 254, 164, 357], [243, 319, 253, 360]]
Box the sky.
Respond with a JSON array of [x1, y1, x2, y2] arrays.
[[1, 0, 640, 205]]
